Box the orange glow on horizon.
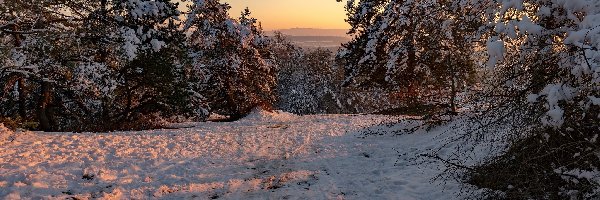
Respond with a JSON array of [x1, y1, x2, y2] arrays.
[[222, 0, 349, 30]]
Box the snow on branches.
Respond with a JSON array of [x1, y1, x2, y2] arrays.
[[338, 0, 481, 113], [487, 0, 600, 127], [183, 0, 276, 118]]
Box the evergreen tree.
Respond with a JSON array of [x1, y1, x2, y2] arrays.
[[0, 0, 98, 131], [185, 1, 276, 120], [276, 45, 345, 114], [0, 0, 194, 131], [337, 0, 481, 113]]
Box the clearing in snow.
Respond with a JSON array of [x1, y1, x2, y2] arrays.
[[0, 110, 485, 199]]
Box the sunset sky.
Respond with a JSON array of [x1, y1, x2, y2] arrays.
[[221, 0, 349, 30]]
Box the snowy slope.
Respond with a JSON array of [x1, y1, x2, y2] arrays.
[[0, 110, 487, 199]]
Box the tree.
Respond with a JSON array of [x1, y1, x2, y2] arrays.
[[337, 0, 481, 114], [274, 36, 345, 114], [0, 0, 98, 131], [467, 1, 600, 198], [185, 2, 276, 120], [337, 0, 600, 197], [0, 0, 196, 131]]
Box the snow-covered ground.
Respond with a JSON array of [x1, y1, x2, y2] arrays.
[[0, 110, 488, 199]]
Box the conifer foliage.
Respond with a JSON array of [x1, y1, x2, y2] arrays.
[[185, 1, 276, 120], [337, 0, 600, 198], [0, 0, 277, 130], [338, 0, 481, 113]]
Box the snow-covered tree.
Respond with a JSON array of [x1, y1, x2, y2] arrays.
[[96, 0, 196, 130], [274, 39, 345, 114], [337, 0, 482, 113], [337, 0, 600, 197], [0, 0, 195, 131], [0, 0, 96, 131], [469, 1, 600, 197], [479, 0, 600, 129], [185, 1, 276, 119]]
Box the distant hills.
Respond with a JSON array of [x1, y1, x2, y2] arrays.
[[268, 28, 352, 50], [269, 28, 350, 38]]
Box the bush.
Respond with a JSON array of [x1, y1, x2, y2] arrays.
[[468, 121, 600, 199], [0, 118, 19, 130]]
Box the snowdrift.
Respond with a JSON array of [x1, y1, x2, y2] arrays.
[[239, 108, 298, 123]]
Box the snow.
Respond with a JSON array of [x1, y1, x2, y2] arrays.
[[590, 96, 600, 106], [10, 49, 26, 67], [537, 6, 551, 17], [0, 124, 14, 145], [527, 94, 539, 103], [486, 38, 505, 68], [500, 0, 524, 14], [557, 168, 600, 186], [150, 39, 165, 52], [518, 15, 544, 36], [564, 28, 600, 47], [0, 113, 488, 199], [121, 27, 141, 60], [240, 108, 298, 123], [543, 108, 565, 127], [528, 84, 579, 127]]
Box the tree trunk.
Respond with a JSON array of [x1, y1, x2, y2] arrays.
[[449, 76, 458, 115], [13, 22, 26, 120], [17, 79, 27, 119], [11, 24, 22, 47], [405, 22, 418, 106], [37, 81, 52, 131]]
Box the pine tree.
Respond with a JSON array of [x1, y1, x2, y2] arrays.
[[276, 45, 344, 114], [0, 0, 98, 131], [1, 0, 194, 131], [185, 1, 276, 120], [338, 0, 481, 114]]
